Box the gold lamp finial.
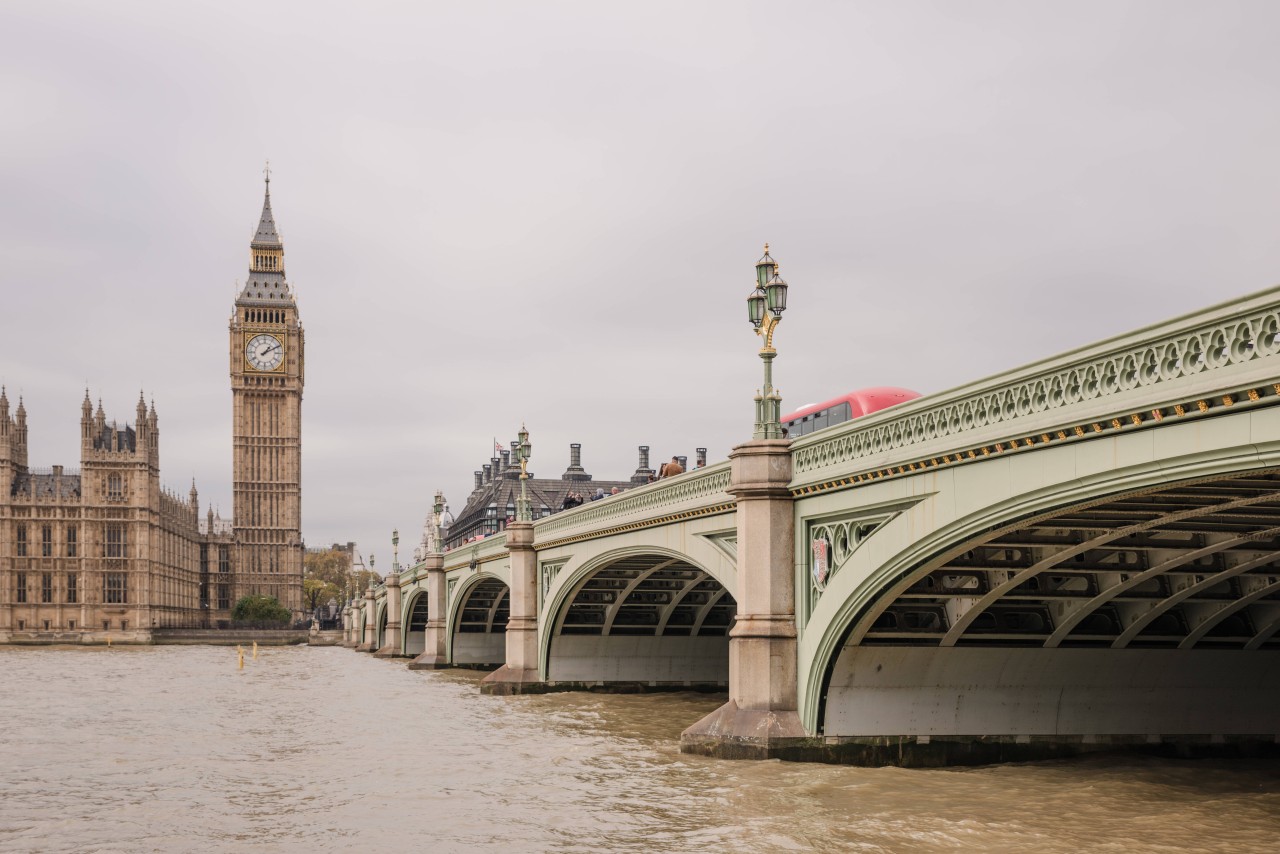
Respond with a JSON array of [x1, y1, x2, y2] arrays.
[[763, 242, 769, 253]]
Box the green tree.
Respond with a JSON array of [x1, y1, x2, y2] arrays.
[[304, 546, 380, 604], [231, 595, 291, 627], [304, 576, 342, 612]]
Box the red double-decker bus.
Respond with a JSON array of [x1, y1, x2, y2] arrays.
[[781, 386, 920, 438]]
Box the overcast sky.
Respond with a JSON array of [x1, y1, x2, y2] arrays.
[[4, 1, 1280, 565]]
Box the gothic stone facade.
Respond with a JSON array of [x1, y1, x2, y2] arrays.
[[0, 178, 304, 642], [0, 392, 235, 642]]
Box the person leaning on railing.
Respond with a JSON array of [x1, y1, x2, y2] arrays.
[[657, 456, 684, 479]]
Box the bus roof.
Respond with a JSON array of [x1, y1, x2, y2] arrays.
[[782, 386, 921, 424]]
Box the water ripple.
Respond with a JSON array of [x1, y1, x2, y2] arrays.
[[0, 646, 1276, 853]]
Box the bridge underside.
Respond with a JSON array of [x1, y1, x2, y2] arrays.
[[404, 592, 429, 656], [453, 578, 508, 667], [549, 554, 735, 689], [822, 470, 1280, 765]]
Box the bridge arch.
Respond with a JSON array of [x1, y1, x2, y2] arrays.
[[373, 601, 388, 650], [803, 431, 1280, 742], [446, 573, 509, 667], [539, 545, 736, 687], [402, 586, 430, 656]]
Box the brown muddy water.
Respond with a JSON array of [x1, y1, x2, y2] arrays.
[[1, 645, 1277, 853]]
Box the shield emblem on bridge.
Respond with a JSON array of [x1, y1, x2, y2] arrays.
[[812, 537, 830, 589]]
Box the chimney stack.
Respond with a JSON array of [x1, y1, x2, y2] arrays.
[[631, 445, 656, 486], [563, 442, 590, 481], [696, 448, 707, 468], [474, 471, 483, 490], [483, 464, 493, 484], [677, 455, 688, 471]]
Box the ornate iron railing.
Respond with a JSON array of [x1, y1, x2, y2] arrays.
[[531, 461, 733, 543], [791, 287, 1280, 481]]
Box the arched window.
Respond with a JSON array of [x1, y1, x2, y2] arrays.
[[107, 474, 123, 500]]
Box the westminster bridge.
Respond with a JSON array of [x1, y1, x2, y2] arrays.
[[344, 286, 1280, 765]]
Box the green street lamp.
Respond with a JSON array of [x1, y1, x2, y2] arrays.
[[748, 243, 788, 439], [516, 423, 533, 522], [392, 529, 399, 571]]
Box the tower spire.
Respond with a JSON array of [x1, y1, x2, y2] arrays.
[[240, 165, 291, 304], [252, 165, 281, 248]]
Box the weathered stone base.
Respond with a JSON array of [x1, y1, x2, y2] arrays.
[[355, 642, 375, 652], [681, 708, 1280, 766], [2, 629, 315, 647], [152, 629, 309, 646], [479, 665, 547, 695], [3, 630, 149, 645], [406, 652, 451, 670], [679, 700, 812, 760], [307, 630, 345, 647], [373, 644, 405, 658]]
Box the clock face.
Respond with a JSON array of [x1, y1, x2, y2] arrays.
[[245, 333, 284, 372]]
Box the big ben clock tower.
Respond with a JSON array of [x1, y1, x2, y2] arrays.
[[229, 168, 304, 615]]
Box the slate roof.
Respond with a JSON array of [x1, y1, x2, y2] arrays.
[[91, 423, 136, 452], [238, 180, 296, 305], [11, 472, 81, 500], [238, 270, 294, 305], [251, 183, 282, 248], [446, 467, 637, 548]]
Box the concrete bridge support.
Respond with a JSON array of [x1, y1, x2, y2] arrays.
[[358, 588, 376, 652], [480, 522, 542, 694], [682, 440, 809, 758], [374, 571, 403, 657], [408, 553, 449, 670]]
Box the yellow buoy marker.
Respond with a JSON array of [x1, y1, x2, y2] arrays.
[[238, 649, 244, 670], [252, 641, 259, 660], [106, 635, 112, 647]]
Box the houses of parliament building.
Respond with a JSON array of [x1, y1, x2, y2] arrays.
[[0, 176, 305, 642]]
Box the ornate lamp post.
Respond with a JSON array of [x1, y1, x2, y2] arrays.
[[747, 243, 789, 439], [432, 490, 446, 553], [392, 529, 400, 571], [515, 424, 533, 522]]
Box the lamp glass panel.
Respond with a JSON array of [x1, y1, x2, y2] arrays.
[[767, 279, 788, 314], [748, 290, 766, 326]]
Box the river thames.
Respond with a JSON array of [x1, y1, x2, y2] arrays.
[[1, 646, 1277, 853]]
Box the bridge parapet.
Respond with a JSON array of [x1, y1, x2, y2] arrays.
[[791, 287, 1280, 490], [443, 532, 509, 573], [531, 461, 733, 547]]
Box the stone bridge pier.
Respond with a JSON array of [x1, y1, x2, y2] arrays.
[[408, 551, 449, 670], [681, 439, 808, 758], [374, 570, 403, 657], [357, 584, 376, 652], [480, 522, 541, 693]]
